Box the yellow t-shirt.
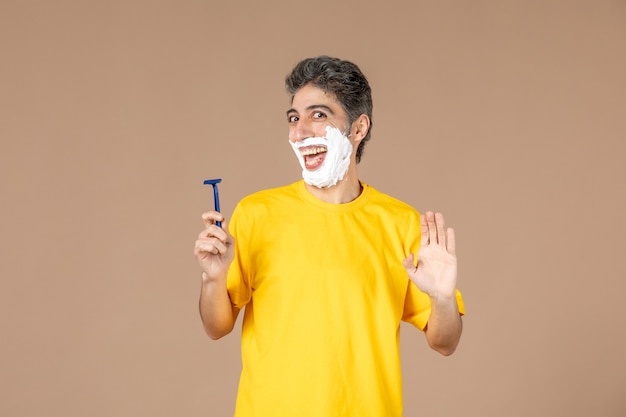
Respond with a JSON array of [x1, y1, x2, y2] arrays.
[[227, 180, 464, 417]]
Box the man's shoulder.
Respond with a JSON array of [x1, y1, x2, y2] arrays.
[[237, 181, 300, 208], [364, 183, 420, 216]]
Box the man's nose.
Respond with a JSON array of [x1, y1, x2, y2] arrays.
[[290, 120, 314, 143]]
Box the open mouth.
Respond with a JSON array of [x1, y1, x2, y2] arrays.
[[300, 145, 327, 170]]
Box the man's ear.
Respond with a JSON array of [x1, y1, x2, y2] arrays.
[[351, 114, 370, 143]]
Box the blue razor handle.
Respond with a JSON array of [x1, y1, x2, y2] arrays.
[[203, 178, 222, 227]]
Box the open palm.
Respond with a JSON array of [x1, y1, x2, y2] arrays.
[[403, 212, 457, 299]]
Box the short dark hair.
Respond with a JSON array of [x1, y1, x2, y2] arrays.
[[285, 56, 373, 163]]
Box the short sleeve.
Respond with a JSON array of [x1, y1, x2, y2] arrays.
[[402, 284, 465, 331], [226, 202, 252, 308]]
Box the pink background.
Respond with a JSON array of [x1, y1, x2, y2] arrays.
[[1, 1, 625, 416]]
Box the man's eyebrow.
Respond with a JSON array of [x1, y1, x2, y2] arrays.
[[286, 104, 336, 116]]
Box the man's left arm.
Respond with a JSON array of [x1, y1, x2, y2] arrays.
[[422, 293, 463, 355], [403, 211, 463, 356]]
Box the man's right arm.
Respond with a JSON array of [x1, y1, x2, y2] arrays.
[[199, 272, 240, 339], [195, 211, 239, 339]]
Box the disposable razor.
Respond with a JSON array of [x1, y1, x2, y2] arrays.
[[203, 178, 222, 227]]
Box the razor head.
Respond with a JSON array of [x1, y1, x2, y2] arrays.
[[203, 178, 222, 185]]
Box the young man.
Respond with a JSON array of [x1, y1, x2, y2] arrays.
[[195, 56, 464, 417]]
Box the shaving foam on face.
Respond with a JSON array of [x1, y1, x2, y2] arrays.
[[289, 125, 353, 188]]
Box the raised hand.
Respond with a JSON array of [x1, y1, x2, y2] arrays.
[[403, 211, 457, 299], [194, 211, 235, 282]]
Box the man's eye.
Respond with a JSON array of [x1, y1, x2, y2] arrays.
[[313, 111, 326, 119], [288, 115, 299, 123]]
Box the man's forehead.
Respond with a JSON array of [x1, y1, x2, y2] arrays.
[[289, 85, 341, 111]]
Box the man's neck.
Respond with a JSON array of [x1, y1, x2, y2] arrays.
[[303, 173, 363, 204]]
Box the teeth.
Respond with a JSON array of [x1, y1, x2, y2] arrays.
[[301, 147, 327, 156]]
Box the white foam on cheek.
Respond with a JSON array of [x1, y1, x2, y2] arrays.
[[289, 125, 353, 188]]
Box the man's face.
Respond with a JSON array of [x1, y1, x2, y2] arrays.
[[287, 84, 353, 171]]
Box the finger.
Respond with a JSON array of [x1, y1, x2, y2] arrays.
[[435, 212, 446, 247], [195, 238, 227, 256], [402, 253, 416, 272], [220, 219, 232, 242], [419, 214, 429, 246], [197, 224, 228, 242], [202, 211, 225, 227], [195, 238, 218, 255], [446, 227, 456, 256], [426, 211, 437, 244]]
